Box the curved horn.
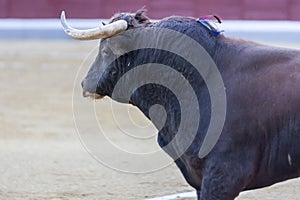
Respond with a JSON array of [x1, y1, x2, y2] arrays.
[[60, 11, 128, 40]]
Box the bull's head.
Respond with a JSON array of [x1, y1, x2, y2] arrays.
[[61, 10, 150, 100], [61, 10, 227, 162]]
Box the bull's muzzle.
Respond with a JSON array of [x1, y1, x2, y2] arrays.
[[82, 91, 104, 99], [81, 80, 104, 99]]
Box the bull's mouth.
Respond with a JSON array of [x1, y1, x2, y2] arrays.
[[82, 91, 104, 99]]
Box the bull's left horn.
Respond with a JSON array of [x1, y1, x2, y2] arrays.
[[60, 11, 128, 40]]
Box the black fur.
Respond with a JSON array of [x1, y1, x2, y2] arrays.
[[82, 10, 300, 200]]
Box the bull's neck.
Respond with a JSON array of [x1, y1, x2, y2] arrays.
[[121, 29, 222, 150], [129, 85, 181, 136], [129, 79, 211, 151]]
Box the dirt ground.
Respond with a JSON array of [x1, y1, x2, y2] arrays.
[[0, 40, 299, 200]]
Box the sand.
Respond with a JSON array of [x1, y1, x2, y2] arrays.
[[0, 40, 299, 200]]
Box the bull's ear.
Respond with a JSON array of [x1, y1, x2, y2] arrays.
[[134, 8, 150, 24]]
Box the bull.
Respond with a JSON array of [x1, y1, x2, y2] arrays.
[[61, 9, 300, 200]]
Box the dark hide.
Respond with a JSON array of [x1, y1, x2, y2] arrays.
[[81, 10, 300, 200]]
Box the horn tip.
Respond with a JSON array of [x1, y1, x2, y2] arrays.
[[60, 10, 69, 31], [61, 10, 65, 18], [60, 10, 66, 22]]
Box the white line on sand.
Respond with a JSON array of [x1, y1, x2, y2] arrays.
[[145, 190, 255, 200], [146, 191, 196, 200]]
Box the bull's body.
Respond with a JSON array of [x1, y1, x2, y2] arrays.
[[170, 40, 300, 198], [130, 24, 300, 199], [62, 10, 300, 200]]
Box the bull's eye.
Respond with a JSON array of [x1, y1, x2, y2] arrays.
[[101, 46, 112, 58], [102, 50, 110, 57], [109, 70, 117, 76]]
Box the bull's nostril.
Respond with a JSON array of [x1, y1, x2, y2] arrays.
[[81, 80, 84, 88]]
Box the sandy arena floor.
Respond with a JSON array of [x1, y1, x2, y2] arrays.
[[0, 40, 299, 200]]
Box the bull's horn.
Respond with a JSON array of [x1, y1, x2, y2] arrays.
[[60, 11, 128, 40]]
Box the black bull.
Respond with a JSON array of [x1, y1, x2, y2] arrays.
[[78, 12, 300, 200]]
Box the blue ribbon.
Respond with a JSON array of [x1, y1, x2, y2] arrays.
[[197, 19, 224, 35]]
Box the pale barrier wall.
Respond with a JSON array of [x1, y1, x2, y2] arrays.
[[0, 19, 299, 46]]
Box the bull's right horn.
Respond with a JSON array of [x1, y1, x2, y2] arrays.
[[60, 11, 128, 40]]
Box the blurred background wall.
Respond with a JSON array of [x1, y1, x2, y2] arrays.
[[0, 0, 299, 20]]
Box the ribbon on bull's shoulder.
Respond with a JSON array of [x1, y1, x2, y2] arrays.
[[197, 15, 224, 35]]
